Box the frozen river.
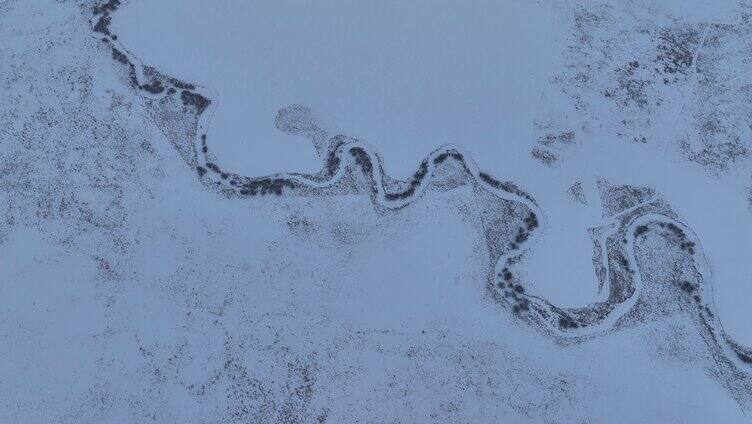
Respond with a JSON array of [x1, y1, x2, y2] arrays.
[[112, 0, 752, 345]]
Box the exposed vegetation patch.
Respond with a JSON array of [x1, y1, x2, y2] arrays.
[[656, 26, 700, 83], [558, 315, 580, 329], [634, 225, 649, 237], [657, 221, 695, 254], [180, 90, 210, 114], [140, 79, 165, 95], [496, 266, 530, 315], [567, 182, 588, 205], [433, 151, 464, 165], [92, 0, 121, 16], [678, 280, 696, 293], [385, 161, 428, 201], [530, 147, 557, 166], [479, 172, 537, 204], [166, 77, 195, 91], [111, 47, 129, 65], [598, 181, 655, 217], [93, 14, 112, 35], [348, 147, 372, 175], [238, 177, 297, 196], [537, 131, 575, 147], [92, 0, 121, 36]]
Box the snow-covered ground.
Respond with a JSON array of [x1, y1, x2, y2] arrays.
[[1, 0, 752, 422], [112, 0, 752, 342], [111, 0, 567, 179]]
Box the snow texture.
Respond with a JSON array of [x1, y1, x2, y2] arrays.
[[1, 0, 752, 422]]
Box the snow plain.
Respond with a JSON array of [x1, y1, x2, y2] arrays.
[[1, 0, 751, 422], [113, 0, 752, 341]]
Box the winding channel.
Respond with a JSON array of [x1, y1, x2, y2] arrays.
[[89, 0, 752, 373]]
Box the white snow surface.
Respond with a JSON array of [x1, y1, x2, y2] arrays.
[[1, 0, 751, 422], [112, 0, 752, 343]]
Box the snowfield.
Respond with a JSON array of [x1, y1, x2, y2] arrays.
[[1, 0, 752, 422]]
